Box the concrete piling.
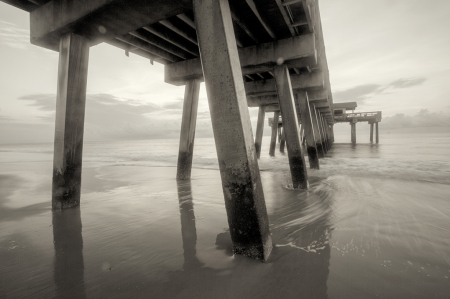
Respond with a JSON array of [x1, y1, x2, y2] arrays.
[[193, 0, 272, 261], [298, 91, 320, 169], [370, 122, 374, 143], [376, 122, 379, 143], [177, 79, 201, 180], [280, 128, 286, 153], [274, 65, 308, 189], [255, 106, 266, 159], [310, 103, 325, 158], [52, 33, 90, 210], [269, 111, 280, 156], [351, 121, 356, 144]]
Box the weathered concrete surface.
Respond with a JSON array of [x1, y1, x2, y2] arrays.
[[280, 128, 286, 153], [351, 121, 357, 144], [254, 106, 266, 159], [319, 114, 329, 153], [376, 122, 379, 143], [310, 103, 325, 158], [245, 72, 324, 98], [316, 112, 328, 155], [370, 122, 374, 143], [194, 0, 272, 261], [177, 79, 200, 180], [165, 34, 317, 85], [52, 33, 89, 210], [298, 92, 319, 169], [274, 65, 308, 189], [269, 111, 280, 157]]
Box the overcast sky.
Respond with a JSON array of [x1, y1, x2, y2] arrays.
[[1, 0, 450, 143]]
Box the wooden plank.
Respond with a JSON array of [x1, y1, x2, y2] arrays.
[[116, 34, 181, 62], [177, 13, 196, 29], [129, 30, 190, 59], [143, 25, 199, 56], [244, 0, 276, 39], [231, 10, 259, 43], [165, 34, 316, 85], [159, 19, 198, 45]]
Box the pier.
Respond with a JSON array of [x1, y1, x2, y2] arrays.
[[333, 102, 382, 144], [4, 0, 338, 261]]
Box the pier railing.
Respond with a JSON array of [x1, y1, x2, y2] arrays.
[[334, 111, 382, 123]]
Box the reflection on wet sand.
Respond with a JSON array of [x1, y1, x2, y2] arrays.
[[144, 179, 333, 298], [53, 206, 86, 299], [177, 180, 203, 270]]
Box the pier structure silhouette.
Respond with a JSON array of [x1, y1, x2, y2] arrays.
[[2, 0, 364, 261]]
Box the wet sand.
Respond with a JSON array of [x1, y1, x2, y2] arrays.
[[1, 136, 450, 298]]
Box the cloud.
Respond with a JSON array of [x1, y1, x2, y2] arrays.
[[388, 78, 427, 89], [334, 77, 427, 104], [382, 109, 450, 128], [333, 84, 381, 103], [0, 20, 29, 50], [162, 98, 184, 110], [14, 93, 214, 142]]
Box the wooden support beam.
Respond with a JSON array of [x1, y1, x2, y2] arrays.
[[177, 13, 196, 29], [244, 0, 276, 40], [52, 33, 89, 209], [269, 111, 280, 156], [193, 0, 272, 261], [129, 30, 190, 60], [165, 34, 317, 85], [255, 106, 266, 159], [274, 65, 308, 189], [116, 35, 180, 63], [245, 71, 324, 98], [30, 0, 192, 51], [177, 79, 200, 180], [159, 19, 198, 45], [297, 92, 319, 169], [143, 25, 199, 56]]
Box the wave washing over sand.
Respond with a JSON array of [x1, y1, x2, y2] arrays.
[[1, 129, 450, 298]]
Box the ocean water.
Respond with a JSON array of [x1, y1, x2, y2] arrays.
[[1, 127, 450, 298]]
